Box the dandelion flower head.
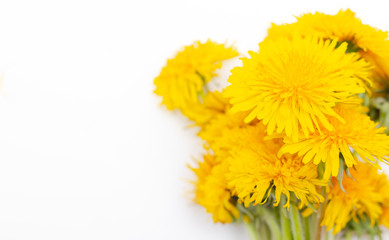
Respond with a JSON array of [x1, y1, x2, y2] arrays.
[[224, 35, 370, 141], [154, 40, 238, 111], [279, 104, 389, 179], [190, 154, 239, 223], [227, 132, 326, 209], [322, 163, 389, 234], [267, 9, 389, 84]]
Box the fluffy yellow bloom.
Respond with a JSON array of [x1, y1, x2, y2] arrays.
[[224, 35, 370, 141], [182, 90, 229, 126], [322, 163, 389, 234], [279, 104, 389, 179], [227, 131, 326, 209], [154, 40, 238, 111], [208, 123, 269, 159], [379, 173, 389, 228], [199, 111, 249, 155], [381, 208, 389, 228], [267, 9, 389, 85], [190, 154, 239, 223]]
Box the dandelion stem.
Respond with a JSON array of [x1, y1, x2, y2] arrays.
[[279, 201, 292, 240], [303, 215, 311, 240], [245, 220, 261, 240], [344, 231, 353, 240], [289, 204, 304, 240], [261, 207, 282, 240], [315, 188, 327, 240]]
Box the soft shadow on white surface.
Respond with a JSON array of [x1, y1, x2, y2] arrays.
[[0, 0, 388, 239]]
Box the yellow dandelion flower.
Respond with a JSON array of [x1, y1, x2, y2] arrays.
[[267, 9, 389, 85], [154, 40, 238, 111], [379, 173, 389, 228], [278, 104, 389, 179], [322, 163, 389, 234], [196, 89, 251, 147], [227, 136, 326, 209], [224, 35, 370, 141], [380, 208, 389, 228], [190, 154, 239, 223], [210, 123, 270, 158], [182, 90, 229, 126], [199, 110, 251, 157]]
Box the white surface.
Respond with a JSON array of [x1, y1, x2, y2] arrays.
[[0, 0, 388, 239]]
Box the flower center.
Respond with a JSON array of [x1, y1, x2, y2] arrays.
[[279, 86, 304, 101]]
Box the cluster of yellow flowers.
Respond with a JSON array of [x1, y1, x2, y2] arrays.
[[155, 9, 389, 240]]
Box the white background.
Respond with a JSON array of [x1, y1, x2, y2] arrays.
[[0, 0, 388, 239]]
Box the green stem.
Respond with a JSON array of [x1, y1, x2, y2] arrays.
[[321, 228, 335, 240], [308, 213, 318, 240], [289, 204, 305, 240], [369, 233, 375, 240], [259, 219, 270, 240], [303, 215, 312, 240], [237, 203, 255, 221], [245, 220, 261, 240], [322, 228, 328, 240], [280, 206, 292, 240], [261, 207, 282, 240], [327, 231, 335, 240], [315, 188, 327, 240], [344, 231, 353, 240]]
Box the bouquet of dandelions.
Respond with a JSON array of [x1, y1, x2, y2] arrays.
[[154, 9, 389, 240]]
